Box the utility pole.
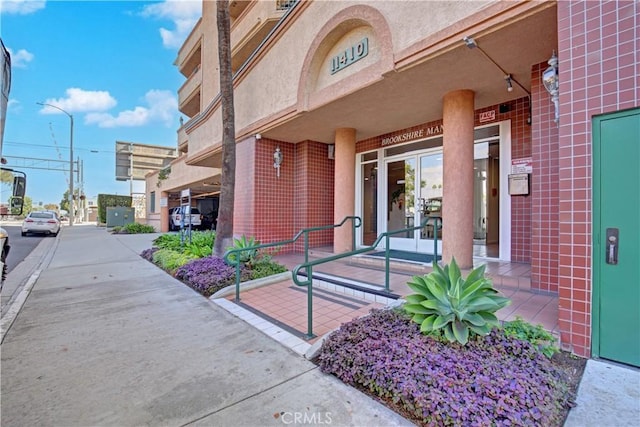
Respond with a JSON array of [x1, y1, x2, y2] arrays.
[[37, 102, 74, 226], [77, 156, 82, 223], [129, 142, 134, 196]]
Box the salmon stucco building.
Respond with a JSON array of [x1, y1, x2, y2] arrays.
[[145, 0, 639, 367]]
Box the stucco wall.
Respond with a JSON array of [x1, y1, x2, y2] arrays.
[[187, 0, 493, 155]]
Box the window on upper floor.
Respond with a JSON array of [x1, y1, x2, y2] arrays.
[[276, 0, 296, 10]]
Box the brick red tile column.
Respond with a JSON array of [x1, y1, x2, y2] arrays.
[[531, 61, 560, 293], [334, 128, 356, 253], [442, 90, 475, 269]]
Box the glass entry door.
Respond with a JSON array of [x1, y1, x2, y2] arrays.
[[473, 139, 500, 258], [386, 152, 443, 254], [387, 158, 416, 251], [416, 153, 444, 254]]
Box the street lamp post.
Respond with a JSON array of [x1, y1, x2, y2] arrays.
[[37, 102, 74, 226]]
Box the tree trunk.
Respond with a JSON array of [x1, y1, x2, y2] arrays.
[[213, 0, 236, 257]]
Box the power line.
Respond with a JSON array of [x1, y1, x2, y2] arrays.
[[2, 140, 116, 153], [49, 122, 69, 186]]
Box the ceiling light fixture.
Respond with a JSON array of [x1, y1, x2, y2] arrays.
[[462, 36, 530, 96], [505, 75, 513, 92], [463, 35, 532, 125]]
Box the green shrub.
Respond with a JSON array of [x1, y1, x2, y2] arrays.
[[152, 248, 196, 273], [403, 257, 511, 345], [183, 243, 212, 258], [502, 316, 559, 358], [122, 222, 155, 234], [183, 230, 215, 257], [249, 257, 288, 280], [153, 233, 182, 251], [152, 231, 214, 256], [111, 226, 122, 234]]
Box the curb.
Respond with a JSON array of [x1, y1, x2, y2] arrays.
[[0, 230, 60, 342], [1, 269, 41, 343]]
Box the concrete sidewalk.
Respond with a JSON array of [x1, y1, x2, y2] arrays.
[[0, 225, 411, 426], [1, 224, 639, 427]]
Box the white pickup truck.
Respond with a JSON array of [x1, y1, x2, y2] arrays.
[[169, 206, 203, 231]]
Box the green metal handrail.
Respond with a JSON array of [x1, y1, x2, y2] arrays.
[[292, 216, 442, 338], [223, 216, 361, 302]]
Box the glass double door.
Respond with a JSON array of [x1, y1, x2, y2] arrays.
[[386, 152, 443, 254], [385, 140, 499, 256]]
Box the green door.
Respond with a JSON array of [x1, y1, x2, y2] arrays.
[[592, 108, 640, 367]]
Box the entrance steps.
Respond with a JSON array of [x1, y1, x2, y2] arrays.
[[295, 270, 401, 306]]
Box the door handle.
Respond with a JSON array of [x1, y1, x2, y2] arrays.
[[605, 228, 619, 265]]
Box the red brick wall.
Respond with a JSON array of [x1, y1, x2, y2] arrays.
[[531, 61, 560, 293], [242, 138, 334, 253], [557, 0, 639, 357], [251, 139, 296, 245], [476, 99, 532, 263], [234, 137, 257, 237], [293, 141, 335, 251]]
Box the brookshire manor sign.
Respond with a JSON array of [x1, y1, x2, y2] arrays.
[[380, 125, 443, 146]]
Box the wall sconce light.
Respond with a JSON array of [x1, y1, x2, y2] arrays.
[[273, 146, 283, 177], [505, 74, 513, 92], [542, 50, 559, 123]]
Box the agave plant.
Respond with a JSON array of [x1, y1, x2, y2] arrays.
[[403, 257, 511, 345], [226, 235, 260, 266]]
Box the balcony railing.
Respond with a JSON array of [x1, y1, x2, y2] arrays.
[[178, 65, 201, 115], [176, 18, 202, 77]]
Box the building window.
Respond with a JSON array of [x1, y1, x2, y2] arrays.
[[276, 0, 296, 10], [150, 191, 156, 213]]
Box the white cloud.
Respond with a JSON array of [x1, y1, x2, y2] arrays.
[[7, 98, 20, 111], [6, 48, 34, 68], [141, 0, 201, 49], [85, 107, 149, 128], [40, 88, 117, 114], [0, 0, 46, 15], [84, 90, 177, 128]]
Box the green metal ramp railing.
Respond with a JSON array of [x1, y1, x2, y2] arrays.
[[224, 215, 441, 339], [223, 216, 361, 302], [291, 216, 441, 338]]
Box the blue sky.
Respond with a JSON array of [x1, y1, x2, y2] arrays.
[[1, 0, 201, 206]]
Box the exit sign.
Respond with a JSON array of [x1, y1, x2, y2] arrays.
[[479, 110, 496, 123]]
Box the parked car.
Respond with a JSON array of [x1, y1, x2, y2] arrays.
[[21, 211, 61, 236], [169, 206, 202, 231]]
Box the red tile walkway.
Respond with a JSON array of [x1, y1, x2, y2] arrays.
[[213, 250, 558, 355]]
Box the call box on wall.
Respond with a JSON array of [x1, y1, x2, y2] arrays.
[[508, 173, 530, 196]]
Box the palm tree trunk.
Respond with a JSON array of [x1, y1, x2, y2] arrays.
[[213, 0, 236, 257]]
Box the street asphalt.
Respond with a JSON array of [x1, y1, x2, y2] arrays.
[[1, 223, 638, 426]]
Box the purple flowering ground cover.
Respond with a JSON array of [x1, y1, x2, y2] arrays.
[[315, 308, 583, 427], [174, 256, 250, 297]]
